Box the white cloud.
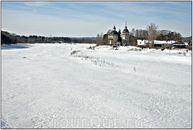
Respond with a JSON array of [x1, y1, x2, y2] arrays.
[[24, 2, 49, 7]]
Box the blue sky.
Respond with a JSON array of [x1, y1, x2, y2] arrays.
[[1, 1, 192, 37]]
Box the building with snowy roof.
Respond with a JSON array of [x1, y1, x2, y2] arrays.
[[108, 25, 118, 45], [108, 24, 130, 46], [173, 41, 186, 48], [122, 23, 129, 45]]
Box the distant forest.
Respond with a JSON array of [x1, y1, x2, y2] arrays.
[[1, 30, 96, 44]]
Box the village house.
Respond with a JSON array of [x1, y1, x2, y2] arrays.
[[173, 41, 186, 48], [137, 40, 176, 49], [188, 41, 192, 47], [137, 40, 153, 48], [144, 41, 153, 47], [184, 42, 189, 47], [154, 40, 174, 49], [137, 40, 146, 48]]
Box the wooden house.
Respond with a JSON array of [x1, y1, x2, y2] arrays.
[[173, 41, 186, 48]]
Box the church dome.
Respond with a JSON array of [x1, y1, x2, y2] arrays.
[[123, 28, 129, 33], [122, 26, 129, 33], [110, 25, 118, 35], [110, 30, 118, 35]]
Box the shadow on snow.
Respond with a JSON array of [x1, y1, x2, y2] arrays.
[[1, 44, 32, 50]]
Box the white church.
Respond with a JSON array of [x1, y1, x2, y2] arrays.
[[108, 24, 130, 46]]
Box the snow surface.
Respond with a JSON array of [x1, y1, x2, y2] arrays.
[[2, 43, 192, 128]]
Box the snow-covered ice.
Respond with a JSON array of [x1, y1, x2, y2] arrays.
[[1, 43, 191, 128]]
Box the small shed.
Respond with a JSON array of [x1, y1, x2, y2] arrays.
[[188, 41, 192, 46], [173, 41, 186, 48], [137, 40, 146, 47], [144, 41, 153, 47]]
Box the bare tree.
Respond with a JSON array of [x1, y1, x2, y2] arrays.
[[160, 30, 171, 36], [129, 35, 137, 46], [103, 34, 108, 45], [96, 34, 100, 45], [100, 32, 103, 44], [143, 30, 148, 40], [96, 32, 104, 45], [135, 29, 139, 38], [106, 29, 112, 35], [138, 29, 147, 40], [146, 23, 158, 45], [174, 32, 182, 41], [130, 28, 135, 36]]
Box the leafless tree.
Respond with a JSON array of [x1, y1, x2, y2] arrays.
[[103, 34, 108, 45], [160, 30, 171, 36], [130, 28, 135, 36], [106, 29, 112, 35], [135, 29, 139, 38], [96, 34, 100, 45], [96, 32, 104, 45], [146, 23, 158, 45]]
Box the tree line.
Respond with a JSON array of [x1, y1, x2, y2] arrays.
[[1, 30, 96, 44], [96, 23, 183, 46], [1, 23, 185, 45]]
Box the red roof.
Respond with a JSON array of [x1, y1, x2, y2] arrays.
[[174, 41, 184, 44]]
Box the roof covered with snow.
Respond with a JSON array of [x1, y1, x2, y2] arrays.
[[137, 40, 147, 45], [154, 40, 176, 45]]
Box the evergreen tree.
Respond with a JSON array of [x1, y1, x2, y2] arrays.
[[118, 29, 122, 43]]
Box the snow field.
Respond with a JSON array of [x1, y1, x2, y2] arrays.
[[2, 43, 191, 128]]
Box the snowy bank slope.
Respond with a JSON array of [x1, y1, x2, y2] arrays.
[[2, 43, 191, 128]]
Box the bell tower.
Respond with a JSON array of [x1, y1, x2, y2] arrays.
[[122, 22, 130, 44]]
